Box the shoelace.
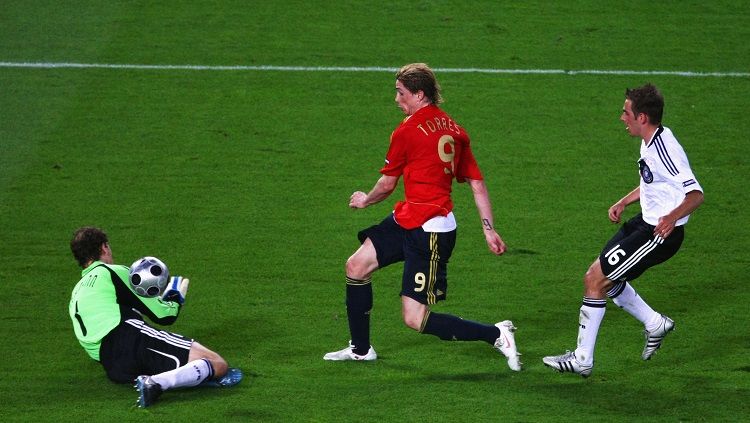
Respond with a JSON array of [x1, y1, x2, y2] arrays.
[[555, 351, 576, 362]]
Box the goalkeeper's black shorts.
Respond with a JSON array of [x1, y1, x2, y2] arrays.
[[99, 318, 192, 383]]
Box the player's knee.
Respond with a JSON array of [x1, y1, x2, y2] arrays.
[[190, 342, 228, 378], [583, 261, 604, 286], [402, 314, 422, 331], [345, 257, 359, 277], [583, 271, 596, 288], [583, 270, 612, 297], [346, 256, 372, 280], [401, 308, 426, 331], [401, 295, 428, 331], [346, 241, 378, 279]]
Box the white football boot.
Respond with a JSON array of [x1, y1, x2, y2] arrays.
[[494, 320, 522, 371], [642, 315, 675, 360], [542, 350, 593, 378]]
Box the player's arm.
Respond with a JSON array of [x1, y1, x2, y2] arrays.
[[467, 178, 506, 255], [654, 189, 704, 238], [609, 186, 640, 223], [111, 269, 180, 325], [349, 174, 400, 209]]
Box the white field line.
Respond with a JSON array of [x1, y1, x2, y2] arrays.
[[0, 61, 748, 77]]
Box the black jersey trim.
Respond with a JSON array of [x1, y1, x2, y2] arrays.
[[652, 136, 679, 176]]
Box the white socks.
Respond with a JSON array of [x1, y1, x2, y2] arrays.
[[573, 283, 662, 366], [609, 282, 661, 331], [574, 299, 606, 366], [150, 359, 213, 390]]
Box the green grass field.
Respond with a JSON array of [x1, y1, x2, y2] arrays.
[[1, 1, 748, 422]]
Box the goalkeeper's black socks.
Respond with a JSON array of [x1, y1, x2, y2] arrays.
[[346, 276, 373, 356]]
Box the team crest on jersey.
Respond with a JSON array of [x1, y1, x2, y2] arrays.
[[638, 158, 653, 183]]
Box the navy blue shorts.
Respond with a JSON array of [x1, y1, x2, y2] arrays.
[[358, 214, 456, 305], [99, 318, 192, 383], [599, 213, 684, 282]]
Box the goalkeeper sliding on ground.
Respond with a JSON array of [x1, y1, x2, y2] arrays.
[[68, 226, 243, 408]]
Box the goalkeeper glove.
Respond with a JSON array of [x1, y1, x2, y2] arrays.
[[162, 276, 190, 305]]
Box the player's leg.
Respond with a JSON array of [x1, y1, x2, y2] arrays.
[[544, 215, 684, 375], [188, 341, 243, 387], [324, 215, 403, 361], [402, 230, 495, 342], [401, 295, 428, 330], [404, 292, 521, 372], [408, 298, 498, 343], [401, 229, 488, 340], [543, 218, 634, 376], [140, 331, 223, 390], [188, 341, 228, 378], [607, 280, 661, 333], [608, 280, 675, 360], [136, 340, 239, 407], [143, 341, 234, 391], [542, 258, 608, 377], [604, 220, 684, 359], [323, 241, 377, 360], [576, 258, 612, 365], [343, 238, 378, 356], [401, 230, 521, 370], [346, 238, 380, 280], [117, 320, 216, 407]]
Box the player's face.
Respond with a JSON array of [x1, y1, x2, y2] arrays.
[[620, 99, 642, 137], [395, 80, 421, 116]]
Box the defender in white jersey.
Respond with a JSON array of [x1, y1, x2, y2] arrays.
[[543, 84, 704, 377]]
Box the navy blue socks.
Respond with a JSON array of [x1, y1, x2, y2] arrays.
[[346, 276, 372, 355]]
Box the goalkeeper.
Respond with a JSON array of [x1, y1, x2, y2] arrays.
[[68, 226, 242, 408]]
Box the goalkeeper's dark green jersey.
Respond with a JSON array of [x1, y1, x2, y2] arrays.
[[69, 261, 180, 361]]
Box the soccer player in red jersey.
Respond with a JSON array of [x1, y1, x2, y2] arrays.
[[324, 63, 521, 371]]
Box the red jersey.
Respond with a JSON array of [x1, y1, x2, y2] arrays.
[[380, 105, 483, 229]]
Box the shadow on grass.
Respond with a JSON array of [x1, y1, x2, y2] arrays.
[[420, 371, 518, 382]]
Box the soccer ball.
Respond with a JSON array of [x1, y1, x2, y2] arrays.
[[129, 256, 169, 298]]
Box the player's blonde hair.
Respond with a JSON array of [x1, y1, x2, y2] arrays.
[[396, 63, 443, 105]]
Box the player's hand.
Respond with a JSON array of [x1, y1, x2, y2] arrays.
[[162, 276, 190, 305], [349, 191, 368, 209], [608, 202, 625, 223], [654, 215, 676, 239], [485, 230, 507, 255]]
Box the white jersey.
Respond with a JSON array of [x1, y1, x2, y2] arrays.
[[638, 125, 703, 226]]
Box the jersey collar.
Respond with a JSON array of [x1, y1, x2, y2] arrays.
[[81, 260, 105, 276], [645, 125, 665, 147]]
